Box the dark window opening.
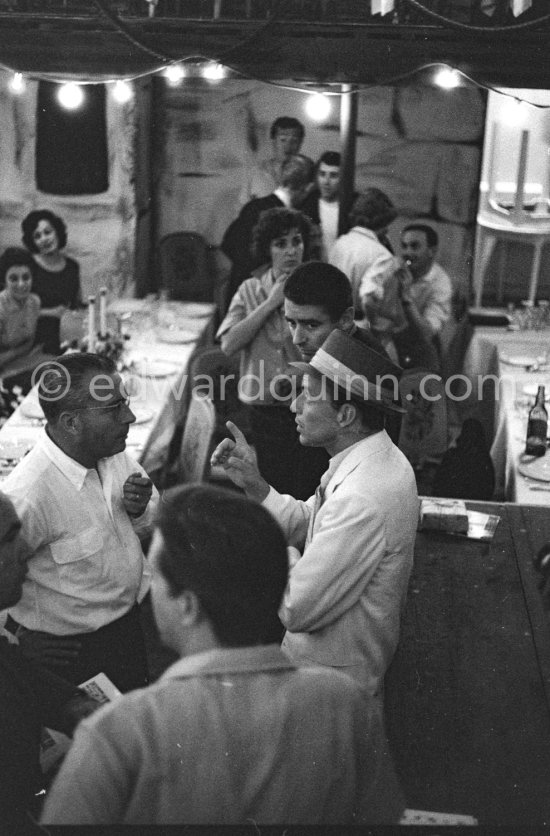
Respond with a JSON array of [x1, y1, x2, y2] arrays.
[[36, 81, 109, 195]]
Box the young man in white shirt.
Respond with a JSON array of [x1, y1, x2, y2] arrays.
[[3, 352, 158, 692], [302, 151, 342, 259]]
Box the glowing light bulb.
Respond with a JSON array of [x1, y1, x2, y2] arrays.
[[201, 63, 225, 81], [9, 73, 25, 94], [164, 64, 185, 86], [305, 92, 331, 122], [112, 80, 133, 103], [57, 82, 84, 110], [434, 67, 461, 90]]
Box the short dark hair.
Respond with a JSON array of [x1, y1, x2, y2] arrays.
[[402, 223, 438, 249], [22, 209, 68, 253], [37, 352, 116, 424], [284, 262, 353, 322], [0, 247, 35, 286], [349, 189, 397, 232], [155, 484, 289, 647], [270, 116, 305, 142], [316, 151, 341, 170], [252, 208, 313, 265]]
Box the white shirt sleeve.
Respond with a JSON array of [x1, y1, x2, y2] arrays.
[[359, 253, 397, 302]]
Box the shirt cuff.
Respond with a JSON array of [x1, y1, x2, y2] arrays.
[[262, 485, 280, 512]]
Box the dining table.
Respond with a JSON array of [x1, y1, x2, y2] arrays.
[[385, 499, 550, 826], [459, 325, 550, 503], [0, 298, 216, 482]]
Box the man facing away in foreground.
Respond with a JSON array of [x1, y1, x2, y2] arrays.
[[211, 330, 419, 703], [42, 483, 405, 825]]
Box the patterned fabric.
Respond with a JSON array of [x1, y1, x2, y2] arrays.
[[217, 268, 302, 405], [0, 290, 40, 350]]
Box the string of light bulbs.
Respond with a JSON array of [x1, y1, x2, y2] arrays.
[[3, 59, 550, 116]]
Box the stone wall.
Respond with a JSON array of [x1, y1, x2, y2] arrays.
[[155, 77, 486, 297]]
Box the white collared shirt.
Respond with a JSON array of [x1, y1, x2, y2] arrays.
[[330, 226, 394, 311], [407, 261, 452, 334], [318, 198, 339, 259], [2, 430, 157, 635]]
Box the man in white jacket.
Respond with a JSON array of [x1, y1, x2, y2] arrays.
[[211, 329, 419, 702]]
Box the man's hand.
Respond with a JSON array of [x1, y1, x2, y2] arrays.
[[16, 629, 82, 668], [123, 472, 153, 518], [396, 261, 414, 304], [210, 421, 270, 502]]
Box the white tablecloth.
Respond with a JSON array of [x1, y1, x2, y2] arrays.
[[0, 300, 215, 481], [462, 326, 550, 504]]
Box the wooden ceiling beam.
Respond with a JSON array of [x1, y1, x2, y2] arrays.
[[0, 16, 547, 87]]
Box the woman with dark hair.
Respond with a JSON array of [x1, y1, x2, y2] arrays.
[[217, 207, 312, 497], [21, 209, 82, 353], [0, 247, 43, 417], [0, 247, 40, 373]]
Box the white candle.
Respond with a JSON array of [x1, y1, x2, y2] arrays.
[[87, 296, 96, 350], [99, 287, 108, 338]]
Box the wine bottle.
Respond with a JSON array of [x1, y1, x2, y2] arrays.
[[525, 385, 548, 457]]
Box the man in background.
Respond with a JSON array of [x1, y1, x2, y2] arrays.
[[361, 222, 452, 370], [42, 483, 405, 825], [329, 188, 397, 315], [301, 151, 342, 260], [239, 115, 305, 205]]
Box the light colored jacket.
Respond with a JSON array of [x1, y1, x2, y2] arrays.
[[264, 431, 419, 698]]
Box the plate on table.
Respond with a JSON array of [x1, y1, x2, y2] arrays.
[[178, 302, 212, 318], [0, 438, 34, 462], [130, 406, 154, 425], [107, 299, 145, 315], [523, 384, 550, 400], [20, 399, 45, 420], [499, 352, 538, 368], [156, 327, 197, 345], [130, 359, 179, 378], [518, 453, 550, 482]]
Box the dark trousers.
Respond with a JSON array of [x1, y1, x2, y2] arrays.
[[6, 603, 149, 694], [250, 405, 329, 500]]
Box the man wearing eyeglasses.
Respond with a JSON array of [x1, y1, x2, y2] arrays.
[[2, 352, 158, 692]]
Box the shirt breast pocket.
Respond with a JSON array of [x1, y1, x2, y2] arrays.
[[50, 528, 104, 593]]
